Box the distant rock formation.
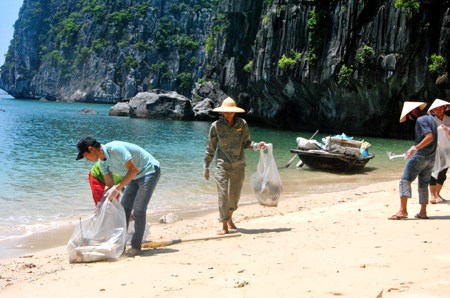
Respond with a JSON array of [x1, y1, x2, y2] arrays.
[[110, 90, 195, 120], [78, 108, 97, 114]]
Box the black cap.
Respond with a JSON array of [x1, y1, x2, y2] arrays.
[[76, 137, 99, 160]]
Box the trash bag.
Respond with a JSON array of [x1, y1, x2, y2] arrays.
[[296, 137, 323, 150], [126, 219, 151, 244], [432, 125, 450, 178], [67, 198, 127, 263], [250, 143, 282, 207]]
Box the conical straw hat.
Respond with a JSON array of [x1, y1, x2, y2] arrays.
[[399, 101, 427, 123], [212, 97, 245, 113], [427, 98, 450, 114]]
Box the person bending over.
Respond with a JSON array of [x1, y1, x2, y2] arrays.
[[76, 137, 160, 256]]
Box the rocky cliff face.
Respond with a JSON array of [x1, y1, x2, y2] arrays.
[[206, 0, 450, 137], [1, 0, 449, 137], [0, 0, 214, 101]]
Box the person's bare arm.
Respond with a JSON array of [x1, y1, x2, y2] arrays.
[[416, 132, 434, 150], [116, 159, 139, 191]]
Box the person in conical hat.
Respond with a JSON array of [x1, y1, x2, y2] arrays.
[[427, 99, 450, 204], [211, 97, 246, 113], [399, 101, 427, 123], [204, 96, 267, 235], [389, 101, 437, 220]]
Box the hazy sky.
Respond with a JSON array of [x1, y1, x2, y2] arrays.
[[0, 1, 23, 66]]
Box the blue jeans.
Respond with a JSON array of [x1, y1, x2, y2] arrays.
[[121, 167, 160, 249], [399, 156, 434, 204]]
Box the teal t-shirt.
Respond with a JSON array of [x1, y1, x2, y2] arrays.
[[98, 141, 159, 179]]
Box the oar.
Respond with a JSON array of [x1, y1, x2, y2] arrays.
[[284, 130, 319, 169], [282, 154, 298, 169], [141, 232, 241, 249]]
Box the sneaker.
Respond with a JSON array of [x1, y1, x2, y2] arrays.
[[126, 247, 142, 257]]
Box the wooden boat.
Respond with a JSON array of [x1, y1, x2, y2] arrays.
[[290, 135, 375, 172], [289, 148, 375, 172]]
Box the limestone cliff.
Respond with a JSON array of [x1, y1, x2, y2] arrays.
[[0, 0, 214, 101], [206, 0, 450, 137]]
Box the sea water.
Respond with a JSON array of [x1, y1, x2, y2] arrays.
[[0, 95, 411, 255]]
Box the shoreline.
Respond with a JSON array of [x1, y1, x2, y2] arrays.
[[0, 168, 401, 260], [3, 179, 450, 296]]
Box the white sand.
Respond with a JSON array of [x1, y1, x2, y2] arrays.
[[1, 180, 450, 297]]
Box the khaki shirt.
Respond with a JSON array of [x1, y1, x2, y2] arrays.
[[204, 117, 253, 169]]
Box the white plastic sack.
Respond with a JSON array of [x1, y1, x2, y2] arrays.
[[250, 143, 282, 207], [67, 198, 127, 263], [432, 125, 450, 178], [126, 219, 151, 244], [296, 137, 322, 150]]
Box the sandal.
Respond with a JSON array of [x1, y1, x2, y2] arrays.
[[414, 213, 429, 219], [388, 214, 408, 220]]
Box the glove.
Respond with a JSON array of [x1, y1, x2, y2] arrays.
[[405, 146, 417, 159], [252, 141, 267, 151], [105, 185, 120, 201], [259, 142, 267, 150], [203, 168, 210, 181]]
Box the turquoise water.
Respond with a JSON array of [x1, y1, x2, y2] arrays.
[[0, 95, 411, 254]]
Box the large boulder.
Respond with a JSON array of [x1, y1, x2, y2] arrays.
[[193, 98, 217, 121], [128, 90, 195, 120], [109, 102, 130, 116]]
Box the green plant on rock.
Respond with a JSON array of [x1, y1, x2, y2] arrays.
[[154, 17, 178, 52], [205, 35, 214, 54], [91, 5, 107, 21], [176, 72, 192, 90], [307, 8, 328, 64], [176, 34, 199, 50], [278, 50, 302, 70], [150, 62, 167, 72], [428, 54, 446, 74], [92, 38, 108, 51], [356, 44, 376, 65], [278, 55, 296, 70], [74, 47, 90, 65], [118, 40, 128, 49], [122, 55, 138, 69], [48, 50, 65, 65], [56, 14, 82, 47], [108, 10, 133, 25], [170, 3, 189, 14], [137, 4, 148, 18], [136, 40, 152, 51], [244, 60, 253, 73], [337, 64, 354, 88], [262, 13, 270, 26], [394, 0, 420, 13]]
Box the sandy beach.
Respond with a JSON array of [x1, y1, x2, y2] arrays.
[[1, 179, 450, 297]]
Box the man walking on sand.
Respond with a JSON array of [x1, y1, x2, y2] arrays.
[[203, 97, 267, 235], [389, 101, 437, 220]]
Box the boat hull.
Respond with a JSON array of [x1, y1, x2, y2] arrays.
[[290, 149, 375, 172]]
